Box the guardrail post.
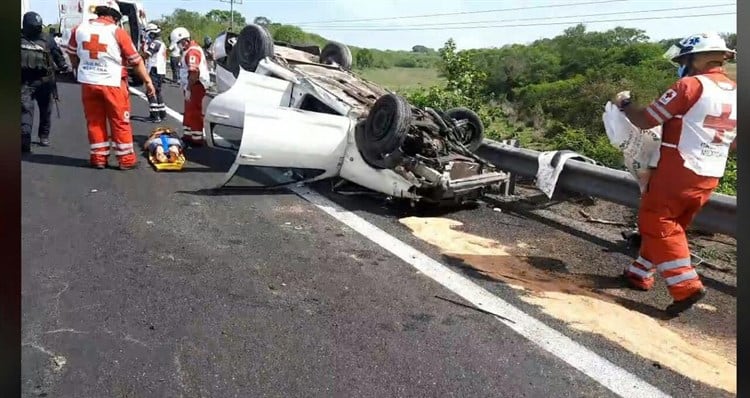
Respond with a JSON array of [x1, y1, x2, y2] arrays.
[[499, 139, 519, 196]]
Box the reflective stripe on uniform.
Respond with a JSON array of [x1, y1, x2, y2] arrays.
[[183, 128, 204, 137], [90, 141, 111, 155], [626, 264, 654, 279], [635, 256, 653, 269], [113, 142, 134, 156], [656, 257, 691, 273], [646, 107, 665, 124], [664, 269, 699, 286], [652, 103, 673, 120]]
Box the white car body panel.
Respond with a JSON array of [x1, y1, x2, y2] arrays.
[[338, 139, 420, 199], [225, 105, 350, 185], [206, 68, 293, 149]]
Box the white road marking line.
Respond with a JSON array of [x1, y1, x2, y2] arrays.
[[130, 87, 670, 398], [129, 87, 184, 122]]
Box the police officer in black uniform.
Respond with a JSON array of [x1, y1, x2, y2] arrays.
[[21, 11, 68, 152]]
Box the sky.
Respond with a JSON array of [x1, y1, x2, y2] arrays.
[[28, 0, 737, 50]]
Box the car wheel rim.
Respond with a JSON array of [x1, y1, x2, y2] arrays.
[[370, 108, 392, 140]]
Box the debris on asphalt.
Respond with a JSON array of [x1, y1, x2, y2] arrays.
[[52, 355, 67, 371], [579, 209, 630, 226], [493, 207, 502, 213], [434, 295, 515, 324], [90, 189, 98, 193], [696, 303, 717, 312]]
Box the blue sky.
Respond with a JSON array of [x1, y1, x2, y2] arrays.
[[29, 0, 736, 50]]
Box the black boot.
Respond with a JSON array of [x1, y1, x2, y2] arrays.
[[22, 134, 31, 153], [149, 111, 162, 123], [665, 288, 707, 317], [159, 110, 167, 120]]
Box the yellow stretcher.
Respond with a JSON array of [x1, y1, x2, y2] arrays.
[[144, 127, 187, 171]]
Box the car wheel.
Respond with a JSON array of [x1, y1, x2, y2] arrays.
[[320, 41, 353, 70], [445, 107, 484, 152], [226, 24, 274, 77], [357, 94, 411, 169]]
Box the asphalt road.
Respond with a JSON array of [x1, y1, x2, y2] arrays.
[[20, 79, 736, 398]]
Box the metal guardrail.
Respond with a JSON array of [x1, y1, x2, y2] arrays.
[[477, 139, 736, 237]]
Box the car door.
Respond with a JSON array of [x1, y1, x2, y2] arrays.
[[218, 104, 352, 189]]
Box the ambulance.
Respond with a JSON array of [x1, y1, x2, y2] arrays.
[[57, 0, 148, 84]]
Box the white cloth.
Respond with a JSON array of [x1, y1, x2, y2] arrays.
[[169, 42, 181, 57], [602, 100, 662, 193], [179, 44, 212, 90], [535, 150, 597, 199]]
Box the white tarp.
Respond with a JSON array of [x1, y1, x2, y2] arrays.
[[602, 100, 662, 193], [535, 151, 598, 199]]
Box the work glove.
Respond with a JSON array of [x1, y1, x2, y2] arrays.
[[613, 90, 631, 110]]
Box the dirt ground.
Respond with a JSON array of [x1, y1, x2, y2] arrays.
[[508, 182, 737, 273]]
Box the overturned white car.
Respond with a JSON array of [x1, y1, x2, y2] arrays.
[[204, 24, 509, 203]]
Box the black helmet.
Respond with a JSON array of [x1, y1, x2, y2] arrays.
[[22, 12, 44, 36]]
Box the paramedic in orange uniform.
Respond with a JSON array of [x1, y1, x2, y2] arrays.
[[613, 32, 736, 316], [66, 0, 155, 169], [170, 27, 212, 146]]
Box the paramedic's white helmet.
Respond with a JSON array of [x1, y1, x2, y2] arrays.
[[170, 27, 190, 45], [663, 32, 735, 64], [145, 23, 161, 34], [91, 0, 121, 19]]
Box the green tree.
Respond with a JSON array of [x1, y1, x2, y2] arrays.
[[253, 16, 271, 26], [355, 48, 374, 68], [205, 9, 246, 26]]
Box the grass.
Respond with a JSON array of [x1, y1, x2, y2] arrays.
[[356, 67, 444, 91]]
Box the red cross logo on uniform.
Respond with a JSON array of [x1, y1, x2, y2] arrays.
[[82, 34, 108, 60], [658, 89, 677, 105], [703, 104, 736, 144]]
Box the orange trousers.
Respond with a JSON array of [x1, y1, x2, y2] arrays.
[[183, 82, 206, 144], [81, 80, 136, 167], [624, 148, 718, 301]]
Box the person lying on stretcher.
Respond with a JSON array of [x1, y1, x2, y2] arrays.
[[143, 127, 183, 163]]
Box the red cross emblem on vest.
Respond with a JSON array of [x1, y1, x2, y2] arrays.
[[703, 104, 736, 144], [82, 34, 108, 60]]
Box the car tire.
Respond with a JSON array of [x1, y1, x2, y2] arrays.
[[226, 24, 274, 77], [357, 94, 411, 169], [320, 41, 353, 70], [445, 107, 484, 152]]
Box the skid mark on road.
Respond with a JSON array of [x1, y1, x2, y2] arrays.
[[399, 216, 736, 395]]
